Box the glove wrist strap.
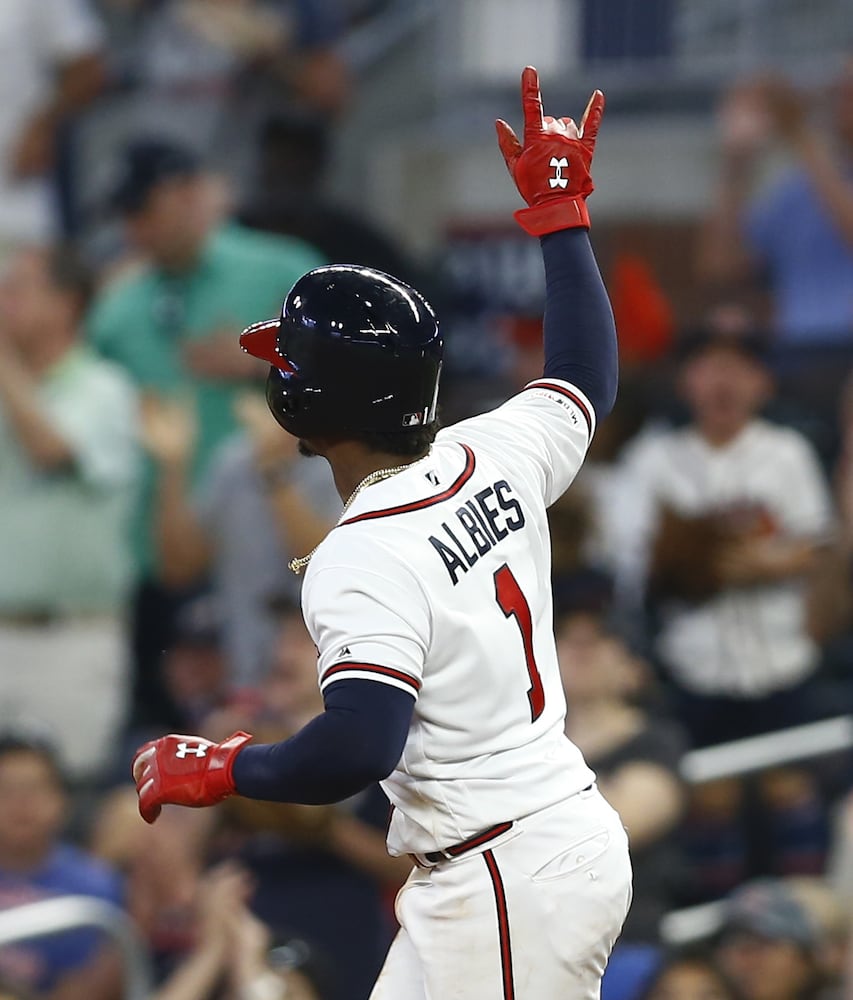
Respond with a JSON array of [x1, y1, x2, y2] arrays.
[[207, 731, 253, 801], [514, 198, 590, 236]]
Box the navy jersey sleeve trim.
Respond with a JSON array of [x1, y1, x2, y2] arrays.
[[321, 661, 422, 694]]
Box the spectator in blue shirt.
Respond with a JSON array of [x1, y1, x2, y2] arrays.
[[700, 64, 853, 347], [0, 735, 123, 1000], [698, 64, 853, 456]]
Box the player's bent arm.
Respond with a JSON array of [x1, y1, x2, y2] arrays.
[[232, 680, 413, 804], [132, 680, 414, 822]]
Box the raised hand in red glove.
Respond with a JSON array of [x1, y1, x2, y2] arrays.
[[496, 66, 605, 236], [131, 731, 253, 824]]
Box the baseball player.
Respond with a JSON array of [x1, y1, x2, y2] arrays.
[[133, 67, 632, 999]]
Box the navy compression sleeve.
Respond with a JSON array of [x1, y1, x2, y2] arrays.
[[540, 228, 618, 418], [231, 679, 414, 804]]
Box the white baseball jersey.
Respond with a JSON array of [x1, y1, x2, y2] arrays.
[[632, 418, 833, 697], [302, 378, 597, 856]]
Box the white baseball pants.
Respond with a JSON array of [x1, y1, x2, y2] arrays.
[[370, 786, 632, 1000]]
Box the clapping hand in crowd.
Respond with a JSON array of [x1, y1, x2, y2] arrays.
[[179, 0, 288, 61], [195, 861, 254, 955], [235, 390, 300, 477], [152, 861, 250, 1000], [183, 328, 265, 382], [153, 861, 321, 1000], [139, 394, 198, 469], [717, 75, 811, 161]]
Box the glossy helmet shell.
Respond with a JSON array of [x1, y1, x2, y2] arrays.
[[240, 265, 443, 438]]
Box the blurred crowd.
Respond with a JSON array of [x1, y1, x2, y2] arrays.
[[1, 2, 853, 1000]]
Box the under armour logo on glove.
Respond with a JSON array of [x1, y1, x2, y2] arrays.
[[549, 157, 569, 188], [175, 742, 208, 759]]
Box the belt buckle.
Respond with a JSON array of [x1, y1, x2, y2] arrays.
[[413, 850, 445, 866], [410, 851, 440, 868], [425, 849, 452, 864]]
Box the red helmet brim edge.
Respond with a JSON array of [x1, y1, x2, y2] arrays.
[[239, 319, 295, 373]]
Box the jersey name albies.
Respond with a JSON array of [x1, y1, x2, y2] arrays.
[[302, 379, 597, 855]]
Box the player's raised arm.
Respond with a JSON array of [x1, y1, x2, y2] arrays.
[[497, 67, 617, 420]]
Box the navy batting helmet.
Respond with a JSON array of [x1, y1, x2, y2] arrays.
[[240, 265, 443, 439]]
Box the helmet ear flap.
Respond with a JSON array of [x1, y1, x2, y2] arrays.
[[265, 368, 300, 433]]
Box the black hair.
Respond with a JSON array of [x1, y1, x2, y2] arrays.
[[354, 420, 440, 458], [257, 111, 331, 193], [259, 112, 329, 166], [675, 327, 771, 366]]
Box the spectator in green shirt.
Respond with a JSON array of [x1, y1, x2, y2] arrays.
[[0, 246, 138, 780], [87, 137, 324, 727], [88, 139, 326, 564]]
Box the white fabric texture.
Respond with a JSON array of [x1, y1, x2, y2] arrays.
[[370, 788, 631, 1000]]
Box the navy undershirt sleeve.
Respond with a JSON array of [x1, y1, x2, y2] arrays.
[[540, 228, 618, 418], [231, 678, 414, 804]]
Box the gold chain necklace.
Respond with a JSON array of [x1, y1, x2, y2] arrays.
[[288, 458, 422, 575]]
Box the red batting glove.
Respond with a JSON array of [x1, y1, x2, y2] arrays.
[[496, 66, 605, 236], [131, 731, 253, 824]]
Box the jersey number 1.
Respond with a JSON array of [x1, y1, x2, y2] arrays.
[[493, 563, 545, 722]]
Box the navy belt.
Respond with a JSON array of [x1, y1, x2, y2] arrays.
[[410, 821, 514, 866]]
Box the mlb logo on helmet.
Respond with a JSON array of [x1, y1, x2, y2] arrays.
[[402, 412, 424, 427]]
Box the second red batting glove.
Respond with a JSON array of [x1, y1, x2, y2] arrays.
[[496, 66, 605, 236], [131, 731, 253, 824]]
